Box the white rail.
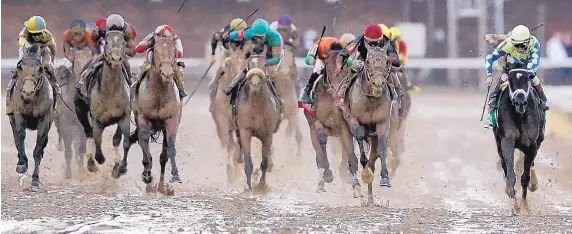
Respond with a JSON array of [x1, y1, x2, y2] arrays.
[[2, 57, 572, 70]]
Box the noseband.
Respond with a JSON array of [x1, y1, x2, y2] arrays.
[[507, 68, 532, 102]]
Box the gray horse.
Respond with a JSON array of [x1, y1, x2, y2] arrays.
[[8, 45, 55, 191]]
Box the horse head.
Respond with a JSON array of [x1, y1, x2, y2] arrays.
[[507, 65, 534, 114], [73, 46, 93, 80], [325, 47, 346, 87], [246, 67, 265, 93], [364, 44, 391, 97], [151, 36, 177, 84], [104, 30, 126, 69], [17, 48, 45, 100]]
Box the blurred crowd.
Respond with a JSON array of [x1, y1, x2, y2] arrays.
[[547, 32, 572, 85]]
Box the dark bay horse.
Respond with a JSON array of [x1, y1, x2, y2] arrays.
[[54, 47, 92, 179], [74, 30, 133, 176], [339, 45, 400, 203], [492, 64, 544, 215], [8, 46, 55, 191], [130, 36, 183, 195], [302, 49, 352, 193]]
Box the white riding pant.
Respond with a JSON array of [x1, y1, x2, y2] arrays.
[[312, 58, 325, 74]]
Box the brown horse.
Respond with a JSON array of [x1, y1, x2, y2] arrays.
[[302, 49, 353, 193], [131, 36, 182, 194], [54, 47, 92, 179], [209, 49, 247, 183], [235, 54, 282, 190], [8, 45, 55, 191], [74, 30, 133, 176], [275, 45, 303, 161], [340, 45, 400, 203], [388, 70, 412, 176]]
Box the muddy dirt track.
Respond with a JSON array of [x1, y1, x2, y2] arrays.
[[2, 85, 572, 233]]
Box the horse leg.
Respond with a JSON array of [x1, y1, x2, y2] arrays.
[[63, 131, 74, 179], [358, 139, 373, 184], [521, 147, 537, 200], [112, 125, 122, 159], [112, 116, 131, 179], [158, 130, 174, 196], [74, 97, 95, 171], [500, 138, 519, 215], [376, 120, 392, 187], [258, 135, 273, 190], [76, 131, 87, 171], [240, 129, 254, 190], [310, 122, 330, 192], [340, 123, 362, 198], [165, 117, 182, 183], [30, 116, 51, 191], [367, 136, 380, 205], [529, 161, 539, 192], [55, 116, 64, 152], [138, 116, 154, 186], [10, 115, 28, 175], [93, 122, 106, 165]]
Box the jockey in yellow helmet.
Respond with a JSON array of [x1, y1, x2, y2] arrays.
[[6, 16, 60, 115], [389, 26, 420, 92], [210, 18, 249, 65]]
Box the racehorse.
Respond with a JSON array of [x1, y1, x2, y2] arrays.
[[388, 69, 412, 176], [302, 49, 352, 193], [130, 36, 183, 195], [235, 54, 282, 190], [210, 49, 247, 183], [339, 44, 400, 203], [275, 45, 303, 161], [73, 30, 133, 176], [54, 47, 92, 179], [8, 45, 55, 191], [491, 63, 544, 215]]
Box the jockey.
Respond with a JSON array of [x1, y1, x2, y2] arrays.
[[77, 14, 137, 98], [389, 26, 420, 92], [484, 24, 549, 127], [270, 15, 299, 49], [335, 24, 402, 107], [62, 18, 96, 68], [298, 34, 356, 105], [6, 15, 59, 115], [134, 25, 188, 98], [210, 18, 248, 65], [92, 18, 107, 54], [221, 18, 284, 112]]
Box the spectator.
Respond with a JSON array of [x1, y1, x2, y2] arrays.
[[547, 32, 568, 85]]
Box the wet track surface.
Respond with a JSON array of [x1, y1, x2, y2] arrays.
[[2, 86, 572, 233]]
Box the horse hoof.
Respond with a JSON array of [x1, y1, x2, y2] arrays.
[[87, 159, 98, 173], [529, 183, 538, 192], [361, 168, 374, 184], [65, 170, 72, 180], [57, 141, 64, 152], [323, 169, 334, 183], [142, 171, 153, 184], [380, 177, 392, 187], [353, 186, 364, 198], [169, 175, 182, 184], [95, 153, 106, 165], [146, 182, 156, 193], [316, 181, 326, 193], [29, 181, 40, 192], [16, 164, 27, 174]]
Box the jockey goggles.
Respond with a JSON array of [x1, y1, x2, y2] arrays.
[[514, 43, 527, 49], [366, 40, 380, 47]]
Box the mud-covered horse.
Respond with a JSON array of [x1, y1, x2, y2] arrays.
[[302, 49, 351, 192], [235, 54, 282, 190], [339, 45, 400, 202], [8, 45, 55, 191], [490, 63, 544, 215], [54, 47, 92, 179], [388, 69, 412, 176], [74, 30, 133, 175], [129, 36, 183, 195], [210, 49, 247, 183], [275, 45, 303, 161]]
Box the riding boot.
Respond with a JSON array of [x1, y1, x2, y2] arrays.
[[175, 70, 188, 98], [533, 83, 550, 111], [5, 72, 18, 115], [335, 69, 357, 108], [391, 69, 404, 98], [298, 71, 320, 104], [45, 69, 61, 110], [267, 77, 283, 112], [224, 68, 247, 96], [123, 59, 134, 85], [484, 83, 501, 129]]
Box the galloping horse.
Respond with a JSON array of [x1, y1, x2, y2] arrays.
[[302, 49, 351, 192], [275, 44, 303, 161], [210, 49, 247, 183], [491, 63, 544, 215], [55, 47, 92, 179], [388, 69, 412, 176], [8, 45, 55, 191], [235, 54, 282, 190], [339, 44, 400, 203], [74, 30, 133, 176], [130, 35, 183, 195]]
